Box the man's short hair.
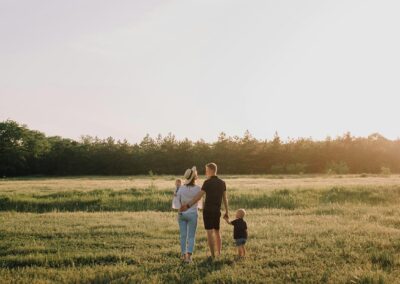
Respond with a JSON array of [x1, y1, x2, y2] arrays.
[[206, 162, 218, 174]]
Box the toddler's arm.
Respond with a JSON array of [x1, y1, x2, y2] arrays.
[[223, 215, 232, 225]]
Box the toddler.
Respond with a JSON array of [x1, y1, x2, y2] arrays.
[[224, 208, 248, 257]]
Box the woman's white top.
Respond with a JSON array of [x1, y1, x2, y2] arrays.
[[174, 184, 203, 213]]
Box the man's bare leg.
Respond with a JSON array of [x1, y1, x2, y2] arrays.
[[206, 230, 216, 257], [215, 229, 222, 256]]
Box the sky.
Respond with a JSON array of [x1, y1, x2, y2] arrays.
[[1, 0, 400, 143]]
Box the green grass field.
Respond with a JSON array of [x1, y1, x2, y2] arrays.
[[1, 175, 400, 283]]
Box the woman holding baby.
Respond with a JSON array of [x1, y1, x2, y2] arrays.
[[173, 166, 202, 263]]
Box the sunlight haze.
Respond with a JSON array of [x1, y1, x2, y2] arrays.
[[1, 0, 399, 142]]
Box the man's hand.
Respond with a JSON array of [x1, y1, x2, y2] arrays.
[[223, 212, 229, 220], [223, 214, 230, 224], [179, 204, 189, 212]]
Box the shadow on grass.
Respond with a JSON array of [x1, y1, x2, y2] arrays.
[[370, 251, 396, 271], [158, 257, 235, 283], [0, 254, 138, 268]]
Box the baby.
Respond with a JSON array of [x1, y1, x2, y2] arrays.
[[224, 208, 248, 257], [174, 179, 182, 196], [172, 179, 182, 210]]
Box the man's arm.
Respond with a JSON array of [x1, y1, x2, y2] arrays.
[[190, 190, 205, 207], [222, 191, 229, 218], [179, 190, 205, 212], [223, 215, 232, 225]]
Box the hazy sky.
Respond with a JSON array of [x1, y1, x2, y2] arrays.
[[1, 0, 399, 142]]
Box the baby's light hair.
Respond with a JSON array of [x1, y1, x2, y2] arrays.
[[175, 178, 182, 184], [237, 208, 246, 218]]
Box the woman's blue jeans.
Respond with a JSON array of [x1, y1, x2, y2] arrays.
[[178, 211, 198, 255]]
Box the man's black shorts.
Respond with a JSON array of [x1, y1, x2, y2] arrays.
[[203, 210, 221, 230]]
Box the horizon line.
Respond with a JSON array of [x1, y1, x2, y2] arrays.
[[3, 119, 399, 144]]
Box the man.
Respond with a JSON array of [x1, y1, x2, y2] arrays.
[[180, 162, 229, 258]]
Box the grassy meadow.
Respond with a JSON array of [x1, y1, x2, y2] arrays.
[[1, 175, 400, 283]]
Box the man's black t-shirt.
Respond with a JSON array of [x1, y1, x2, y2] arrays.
[[231, 218, 248, 239], [201, 176, 226, 213]]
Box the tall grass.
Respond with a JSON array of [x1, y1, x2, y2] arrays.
[[0, 188, 172, 212], [320, 187, 387, 205], [1, 177, 400, 283], [229, 189, 299, 210], [1, 206, 400, 283], [1, 185, 400, 213]]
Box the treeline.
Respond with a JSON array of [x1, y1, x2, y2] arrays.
[[1, 120, 399, 176]]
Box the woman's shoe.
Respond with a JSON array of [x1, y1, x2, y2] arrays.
[[185, 253, 193, 263]]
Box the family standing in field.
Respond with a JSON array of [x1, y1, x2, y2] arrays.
[[172, 163, 248, 263]]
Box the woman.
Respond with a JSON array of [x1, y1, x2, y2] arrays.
[[176, 166, 202, 263]]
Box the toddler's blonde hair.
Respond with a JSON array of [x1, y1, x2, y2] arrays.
[[237, 208, 246, 218]]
